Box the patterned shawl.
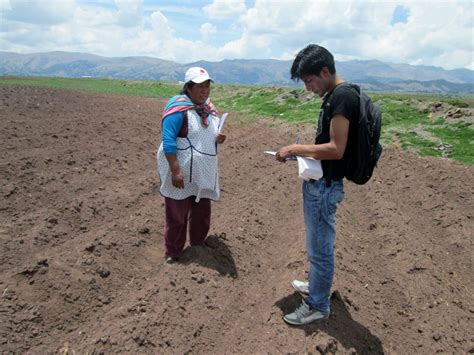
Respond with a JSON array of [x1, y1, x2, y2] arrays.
[[162, 95, 218, 127]]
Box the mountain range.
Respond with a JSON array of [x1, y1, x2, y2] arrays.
[[1, 51, 473, 94]]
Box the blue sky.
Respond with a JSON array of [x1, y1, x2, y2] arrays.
[[1, 0, 473, 70]]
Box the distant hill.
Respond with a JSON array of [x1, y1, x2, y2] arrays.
[[1, 51, 473, 94]]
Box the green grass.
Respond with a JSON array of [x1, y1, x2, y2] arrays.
[[378, 98, 428, 126], [370, 92, 474, 108], [1, 75, 473, 165], [395, 131, 439, 156], [427, 121, 474, 164], [213, 84, 321, 123], [377, 97, 473, 164], [0, 76, 180, 98]]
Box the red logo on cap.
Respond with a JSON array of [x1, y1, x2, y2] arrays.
[[200, 69, 205, 74]]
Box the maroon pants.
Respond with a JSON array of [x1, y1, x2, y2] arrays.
[[164, 196, 211, 259]]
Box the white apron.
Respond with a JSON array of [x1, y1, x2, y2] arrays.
[[157, 109, 220, 202]]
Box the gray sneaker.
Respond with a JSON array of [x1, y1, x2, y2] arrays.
[[283, 301, 329, 325], [292, 279, 309, 295], [164, 256, 178, 264]]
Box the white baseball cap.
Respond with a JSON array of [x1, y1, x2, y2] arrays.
[[184, 67, 214, 84]]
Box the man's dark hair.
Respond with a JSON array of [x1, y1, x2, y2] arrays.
[[290, 44, 336, 81]]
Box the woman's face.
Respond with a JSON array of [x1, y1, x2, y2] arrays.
[[187, 80, 211, 105]]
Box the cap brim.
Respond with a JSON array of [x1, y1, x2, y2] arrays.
[[190, 76, 214, 84]]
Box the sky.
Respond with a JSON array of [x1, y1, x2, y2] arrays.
[[0, 0, 473, 70]]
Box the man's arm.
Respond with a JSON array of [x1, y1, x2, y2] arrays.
[[276, 114, 350, 161]]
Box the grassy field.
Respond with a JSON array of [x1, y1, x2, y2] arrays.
[[1, 76, 473, 165]]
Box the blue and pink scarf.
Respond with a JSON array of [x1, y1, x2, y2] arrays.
[[162, 95, 218, 127]]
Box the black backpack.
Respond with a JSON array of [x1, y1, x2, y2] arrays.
[[344, 84, 382, 185]]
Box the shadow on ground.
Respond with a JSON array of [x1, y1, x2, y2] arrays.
[[275, 290, 384, 354], [180, 233, 238, 278]]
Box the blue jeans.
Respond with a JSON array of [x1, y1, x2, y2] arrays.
[[303, 178, 344, 315]]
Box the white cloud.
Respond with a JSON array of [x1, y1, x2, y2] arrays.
[[158, 37, 216, 63], [74, 5, 117, 27], [231, 0, 473, 69], [0, 0, 12, 12], [150, 10, 173, 36], [203, 0, 247, 20], [200, 22, 217, 38], [217, 33, 272, 59], [115, 0, 143, 27], [0, 0, 472, 70], [1, 0, 75, 25], [361, 1, 474, 69]]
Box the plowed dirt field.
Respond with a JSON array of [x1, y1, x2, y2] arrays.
[[1, 86, 472, 354]]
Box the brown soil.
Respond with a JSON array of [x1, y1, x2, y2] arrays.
[[0, 86, 472, 354]]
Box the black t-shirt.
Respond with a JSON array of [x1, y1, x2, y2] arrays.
[[315, 82, 359, 180]]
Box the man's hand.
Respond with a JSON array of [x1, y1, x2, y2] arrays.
[[216, 134, 226, 144], [276, 144, 296, 162], [275, 116, 350, 162]]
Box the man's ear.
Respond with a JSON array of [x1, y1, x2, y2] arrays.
[[320, 66, 331, 78]]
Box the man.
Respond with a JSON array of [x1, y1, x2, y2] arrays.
[[276, 44, 359, 325]]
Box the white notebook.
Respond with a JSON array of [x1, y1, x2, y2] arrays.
[[296, 156, 323, 181], [217, 113, 228, 134], [264, 151, 322, 180]]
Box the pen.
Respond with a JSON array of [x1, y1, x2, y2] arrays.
[[285, 135, 300, 161]]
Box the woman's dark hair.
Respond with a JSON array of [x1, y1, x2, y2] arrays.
[[290, 44, 336, 81], [180, 82, 195, 95]]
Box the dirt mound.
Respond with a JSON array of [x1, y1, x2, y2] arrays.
[[404, 98, 474, 123], [1, 86, 472, 353]]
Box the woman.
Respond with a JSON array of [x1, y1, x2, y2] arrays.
[[156, 67, 226, 263]]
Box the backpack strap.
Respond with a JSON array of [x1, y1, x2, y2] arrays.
[[324, 82, 359, 187], [323, 87, 341, 187], [326, 164, 333, 187]]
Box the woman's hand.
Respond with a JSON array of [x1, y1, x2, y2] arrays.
[[171, 169, 185, 189], [165, 153, 184, 188], [216, 134, 226, 144]]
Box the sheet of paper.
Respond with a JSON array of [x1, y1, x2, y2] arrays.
[[218, 112, 228, 134]]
